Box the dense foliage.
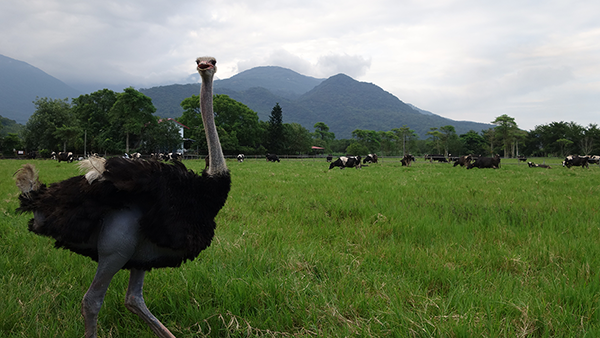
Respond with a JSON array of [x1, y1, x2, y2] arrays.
[[3, 89, 599, 158]]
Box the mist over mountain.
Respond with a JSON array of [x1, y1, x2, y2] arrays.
[[0, 54, 81, 124], [0, 54, 493, 139]]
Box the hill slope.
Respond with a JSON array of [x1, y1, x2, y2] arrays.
[[0, 54, 81, 124], [141, 68, 493, 138]]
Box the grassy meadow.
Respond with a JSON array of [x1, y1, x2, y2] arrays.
[[1, 157, 600, 337]]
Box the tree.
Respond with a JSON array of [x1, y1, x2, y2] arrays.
[[267, 103, 284, 153], [556, 138, 573, 157], [312, 122, 335, 150], [54, 125, 81, 152], [459, 130, 487, 155], [439, 125, 459, 157], [179, 94, 263, 154], [283, 123, 312, 154], [492, 114, 518, 157], [72, 89, 117, 155], [426, 127, 443, 154], [351, 129, 380, 153], [2, 133, 22, 156], [392, 125, 417, 156], [109, 87, 156, 153], [23, 97, 72, 151]]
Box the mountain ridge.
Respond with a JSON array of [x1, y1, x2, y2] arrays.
[[0, 55, 493, 138]]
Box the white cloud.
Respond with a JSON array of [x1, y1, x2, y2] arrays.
[[1, 0, 600, 130]]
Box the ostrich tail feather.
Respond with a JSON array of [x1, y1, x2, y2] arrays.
[[14, 164, 41, 194], [78, 156, 107, 184]]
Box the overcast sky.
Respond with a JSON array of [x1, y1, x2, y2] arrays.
[[1, 0, 599, 131]]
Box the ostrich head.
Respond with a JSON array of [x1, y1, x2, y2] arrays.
[[196, 56, 217, 75]]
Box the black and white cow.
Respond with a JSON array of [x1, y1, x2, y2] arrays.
[[467, 154, 501, 169], [586, 155, 600, 165], [237, 154, 245, 162], [56, 151, 74, 163], [266, 153, 280, 162], [453, 155, 472, 167], [425, 154, 448, 163], [528, 161, 551, 169], [329, 156, 362, 169], [563, 155, 589, 168], [363, 153, 378, 164], [401, 154, 415, 166], [326, 154, 333, 162], [517, 156, 527, 162]]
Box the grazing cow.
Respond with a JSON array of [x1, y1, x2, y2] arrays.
[[528, 161, 551, 169], [329, 156, 362, 169], [401, 154, 415, 166], [326, 154, 333, 162], [363, 153, 378, 164], [425, 154, 448, 163], [237, 154, 245, 162], [266, 153, 280, 162], [453, 155, 472, 167], [563, 155, 589, 168], [467, 154, 501, 169], [56, 152, 74, 163]]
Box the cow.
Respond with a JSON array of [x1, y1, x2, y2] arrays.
[[528, 161, 551, 169], [518, 156, 527, 162], [266, 153, 280, 162], [586, 155, 600, 165], [467, 154, 501, 169], [401, 154, 415, 166], [56, 151, 74, 163], [237, 154, 245, 162], [425, 154, 448, 163], [453, 155, 472, 167], [326, 154, 333, 162], [563, 155, 589, 168], [329, 156, 362, 169], [363, 153, 378, 164]]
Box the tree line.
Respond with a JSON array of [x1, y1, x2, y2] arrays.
[[0, 89, 598, 158]]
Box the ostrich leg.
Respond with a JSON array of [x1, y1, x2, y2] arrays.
[[125, 269, 176, 338], [81, 209, 141, 338]]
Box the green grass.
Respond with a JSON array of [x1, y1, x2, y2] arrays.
[[1, 158, 600, 337]]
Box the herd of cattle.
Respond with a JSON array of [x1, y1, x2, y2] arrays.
[[34, 151, 600, 171]]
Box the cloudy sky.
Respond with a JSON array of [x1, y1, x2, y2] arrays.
[[1, 0, 599, 131]]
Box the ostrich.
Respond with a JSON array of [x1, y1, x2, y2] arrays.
[[14, 56, 230, 338]]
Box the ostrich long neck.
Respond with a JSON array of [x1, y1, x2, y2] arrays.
[[201, 74, 227, 175]]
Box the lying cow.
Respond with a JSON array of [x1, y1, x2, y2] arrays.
[[563, 155, 589, 169], [528, 161, 551, 169], [401, 154, 415, 166], [363, 153, 378, 164], [453, 155, 472, 167], [237, 154, 245, 162], [266, 153, 280, 162], [467, 154, 500, 169], [329, 156, 362, 169]]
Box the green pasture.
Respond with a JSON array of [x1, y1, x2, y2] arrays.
[[1, 157, 599, 337]]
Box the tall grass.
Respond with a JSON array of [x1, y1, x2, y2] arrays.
[[1, 158, 599, 337]]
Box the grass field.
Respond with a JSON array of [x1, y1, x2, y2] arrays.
[[1, 157, 600, 337]]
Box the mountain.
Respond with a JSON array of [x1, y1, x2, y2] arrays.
[[141, 68, 493, 139], [0, 54, 81, 124]]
